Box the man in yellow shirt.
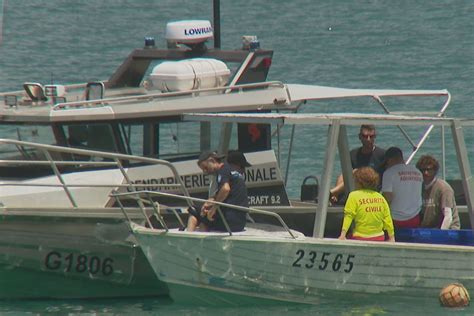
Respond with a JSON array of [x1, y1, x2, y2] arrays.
[[339, 167, 395, 242]]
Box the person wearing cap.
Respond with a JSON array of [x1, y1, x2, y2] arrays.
[[339, 167, 395, 242], [416, 155, 460, 230], [330, 125, 385, 204], [227, 150, 252, 174], [187, 150, 248, 232], [381, 147, 423, 228]]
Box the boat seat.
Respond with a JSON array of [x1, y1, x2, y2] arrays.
[[85, 81, 105, 100], [23, 82, 48, 103], [395, 228, 474, 246]]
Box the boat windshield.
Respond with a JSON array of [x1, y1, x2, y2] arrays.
[[0, 124, 56, 160], [65, 124, 117, 153], [0, 119, 244, 163], [63, 121, 226, 160]]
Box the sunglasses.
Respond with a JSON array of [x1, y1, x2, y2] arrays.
[[419, 167, 435, 173]]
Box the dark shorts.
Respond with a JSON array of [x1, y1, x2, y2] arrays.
[[189, 206, 246, 232], [209, 216, 245, 232], [188, 206, 212, 226]]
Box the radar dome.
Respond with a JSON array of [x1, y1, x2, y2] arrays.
[[165, 20, 213, 45]]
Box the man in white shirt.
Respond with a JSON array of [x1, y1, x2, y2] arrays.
[[381, 147, 423, 228]]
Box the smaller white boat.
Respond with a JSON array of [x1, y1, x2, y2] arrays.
[[119, 112, 474, 305]]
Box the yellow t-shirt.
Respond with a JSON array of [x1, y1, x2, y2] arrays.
[[342, 189, 394, 238]]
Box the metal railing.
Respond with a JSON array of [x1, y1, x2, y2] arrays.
[[52, 81, 285, 110], [0, 138, 298, 238], [0, 138, 193, 210], [112, 190, 297, 239]]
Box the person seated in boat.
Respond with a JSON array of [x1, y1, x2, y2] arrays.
[[338, 167, 395, 242], [416, 155, 460, 230], [187, 150, 248, 232], [381, 147, 423, 228], [67, 125, 88, 148], [329, 125, 385, 205]]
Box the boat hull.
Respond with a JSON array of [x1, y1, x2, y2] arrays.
[[0, 213, 168, 299], [134, 228, 474, 304], [0, 202, 332, 299]]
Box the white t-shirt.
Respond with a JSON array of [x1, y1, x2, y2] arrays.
[[381, 163, 423, 221]]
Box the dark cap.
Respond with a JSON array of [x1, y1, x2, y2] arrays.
[[227, 150, 251, 168], [383, 146, 403, 165], [197, 150, 225, 164]]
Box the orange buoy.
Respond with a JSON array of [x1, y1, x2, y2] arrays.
[[439, 283, 470, 308]]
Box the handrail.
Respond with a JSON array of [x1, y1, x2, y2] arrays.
[[406, 92, 452, 167], [372, 92, 452, 165], [281, 91, 452, 190], [0, 82, 93, 98], [112, 190, 297, 239], [0, 183, 182, 189], [52, 81, 285, 110], [0, 138, 193, 210]]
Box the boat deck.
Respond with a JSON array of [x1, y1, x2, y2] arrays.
[[135, 222, 306, 240]]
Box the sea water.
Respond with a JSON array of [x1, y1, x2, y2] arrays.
[[0, 0, 473, 314]]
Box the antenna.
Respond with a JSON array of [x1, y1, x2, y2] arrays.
[[0, 0, 6, 46], [213, 0, 221, 49]]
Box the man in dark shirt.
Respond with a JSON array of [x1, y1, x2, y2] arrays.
[[187, 150, 248, 232], [330, 125, 385, 204]]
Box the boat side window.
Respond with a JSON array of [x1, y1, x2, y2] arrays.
[[158, 121, 202, 159], [237, 123, 271, 152], [65, 123, 118, 153], [67, 125, 89, 148], [118, 123, 143, 156], [155, 121, 240, 160], [87, 125, 117, 152]]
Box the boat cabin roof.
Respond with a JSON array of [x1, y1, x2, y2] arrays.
[[184, 112, 474, 127], [287, 84, 449, 102], [0, 82, 450, 124], [0, 46, 275, 124]]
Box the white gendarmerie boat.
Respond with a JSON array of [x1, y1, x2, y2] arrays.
[[120, 112, 474, 305], [0, 19, 286, 299]]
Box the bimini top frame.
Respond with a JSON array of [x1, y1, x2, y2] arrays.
[[184, 112, 474, 238]]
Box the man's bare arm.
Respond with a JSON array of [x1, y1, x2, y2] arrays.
[[382, 192, 393, 204]]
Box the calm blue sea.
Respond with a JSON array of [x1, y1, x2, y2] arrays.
[[0, 0, 473, 314]]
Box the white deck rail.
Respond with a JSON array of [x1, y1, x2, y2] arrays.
[[113, 190, 297, 238], [0, 138, 193, 228]]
